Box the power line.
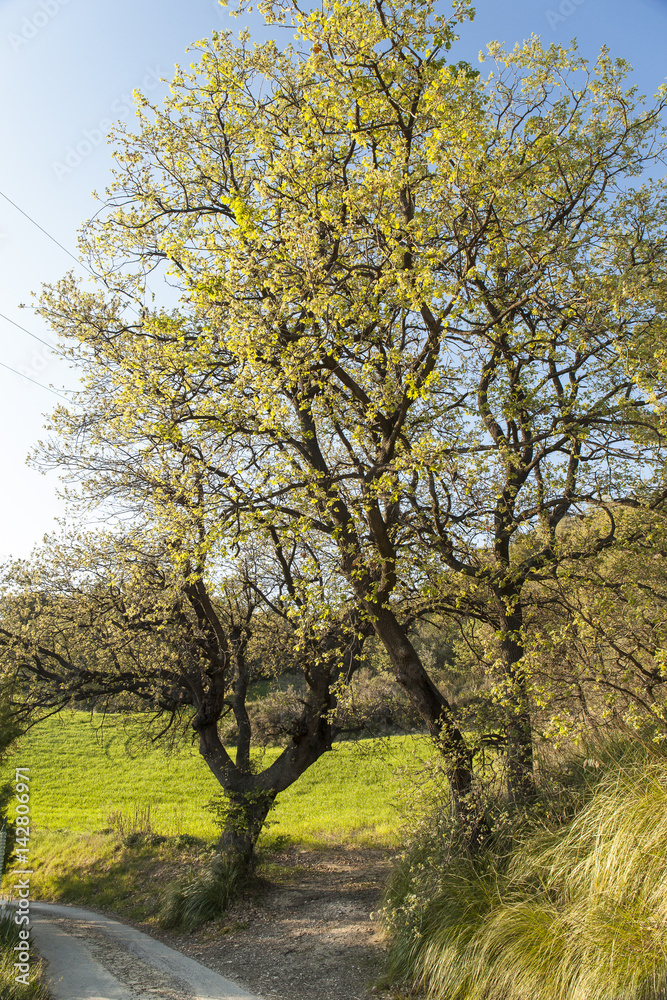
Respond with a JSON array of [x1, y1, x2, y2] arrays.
[[0, 188, 95, 277], [0, 192, 80, 354], [0, 190, 127, 408], [0, 187, 142, 322], [0, 360, 72, 403], [0, 310, 57, 352]]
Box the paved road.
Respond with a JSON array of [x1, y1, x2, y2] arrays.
[[30, 902, 265, 1000]]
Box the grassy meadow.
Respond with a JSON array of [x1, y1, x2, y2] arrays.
[[0, 710, 430, 920], [2, 710, 426, 848]]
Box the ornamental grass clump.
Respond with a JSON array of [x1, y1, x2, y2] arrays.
[[382, 736, 667, 1000], [159, 854, 252, 931]]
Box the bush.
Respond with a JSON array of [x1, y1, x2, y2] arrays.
[[219, 668, 425, 747], [335, 668, 425, 736], [217, 676, 307, 746], [248, 683, 309, 745], [381, 734, 667, 1000]]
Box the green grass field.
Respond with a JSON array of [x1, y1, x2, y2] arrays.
[[2, 711, 430, 849]]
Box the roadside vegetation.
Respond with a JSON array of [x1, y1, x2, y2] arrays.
[[382, 734, 667, 1000], [0, 913, 50, 1000]]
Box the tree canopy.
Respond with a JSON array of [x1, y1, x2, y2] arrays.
[[10, 0, 667, 829]]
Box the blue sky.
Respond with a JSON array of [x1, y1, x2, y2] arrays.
[[0, 0, 666, 560]]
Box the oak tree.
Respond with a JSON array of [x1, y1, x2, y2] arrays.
[[35, 0, 667, 814], [0, 525, 369, 863]]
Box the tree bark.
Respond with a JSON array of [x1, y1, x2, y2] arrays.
[[370, 604, 474, 809], [496, 598, 535, 804], [216, 788, 277, 864]]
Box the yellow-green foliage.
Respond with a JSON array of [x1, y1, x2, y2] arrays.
[[3, 711, 416, 848], [384, 738, 667, 1000]]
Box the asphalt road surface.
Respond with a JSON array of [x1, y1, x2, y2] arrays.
[[29, 902, 265, 1000]]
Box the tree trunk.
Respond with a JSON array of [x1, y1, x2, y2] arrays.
[[496, 598, 535, 804], [194, 692, 333, 869], [370, 604, 474, 811], [216, 787, 276, 866]]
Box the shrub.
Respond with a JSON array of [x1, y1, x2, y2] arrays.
[[335, 668, 425, 736], [219, 668, 425, 747]]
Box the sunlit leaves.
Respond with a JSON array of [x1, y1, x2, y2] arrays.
[[27, 0, 667, 778]]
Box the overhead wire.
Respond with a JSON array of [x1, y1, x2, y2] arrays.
[[0, 360, 71, 402], [0, 188, 116, 407], [0, 310, 57, 352], [0, 188, 97, 278], [0, 306, 74, 404]]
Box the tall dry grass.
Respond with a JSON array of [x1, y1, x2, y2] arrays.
[[382, 735, 667, 1000]]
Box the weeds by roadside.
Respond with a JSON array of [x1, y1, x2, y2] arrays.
[[105, 803, 157, 843], [0, 912, 50, 1000], [21, 828, 214, 923], [159, 854, 254, 931]]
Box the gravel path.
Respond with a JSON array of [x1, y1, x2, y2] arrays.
[[31, 902, 264, 1000], [27, 846, 396, 1000], [146, 847, 394, 1000]]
